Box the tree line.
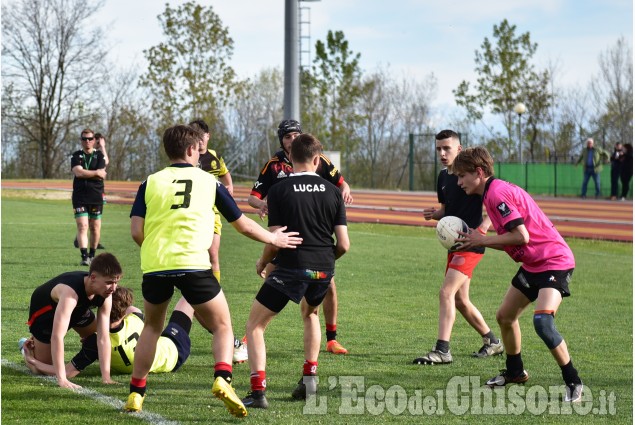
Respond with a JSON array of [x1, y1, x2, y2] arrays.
[[2, 1, 632, 191]]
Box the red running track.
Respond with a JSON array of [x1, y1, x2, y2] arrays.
[[3, 180, 632, 242]]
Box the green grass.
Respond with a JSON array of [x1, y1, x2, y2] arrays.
[[1, 196, 632, 424]]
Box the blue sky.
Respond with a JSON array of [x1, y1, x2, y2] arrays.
[[102, 0, 632, 110]]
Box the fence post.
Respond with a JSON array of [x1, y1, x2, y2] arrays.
[[554, 157, 558, 197], [409, 133, 414, 191]]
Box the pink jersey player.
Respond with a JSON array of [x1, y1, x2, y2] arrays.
[[450, 146, 584, 403], [483, 178, 575, 273]]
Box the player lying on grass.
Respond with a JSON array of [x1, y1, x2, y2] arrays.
[[23, 253, 122, 389], [451, 146, 584, 403], [22, 287, 195, 377]]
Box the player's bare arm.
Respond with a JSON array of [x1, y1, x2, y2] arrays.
[[458, 224, 529, 251], [96, 295, 116, 384], [218, 173, 234, 196], [334, 225, 350, 259], [230, 215, 302, 248], [50, 287, 81, 389], [340, 181, 354, 205], [423, 204, 446, 221], [130, 216, 145, 247], [72, 165, 107, 180], [248, 195, 268, 219]]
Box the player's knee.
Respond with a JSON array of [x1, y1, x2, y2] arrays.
[[533, 312, 563, 349], [496, 309, 512, 327]]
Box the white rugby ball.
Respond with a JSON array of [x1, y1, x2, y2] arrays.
[[436, 216, 470, 251]]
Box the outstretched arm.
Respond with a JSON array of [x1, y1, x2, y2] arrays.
[[230, 215, 302, 248]]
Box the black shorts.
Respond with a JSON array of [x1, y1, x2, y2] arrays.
[[511, 267, 573, 302], [142, 270, 221, 305], [256, 267, 333, 313], [29, 307, 96, 344], [73, 203, 103, 219], [161, 321, 191, 372]]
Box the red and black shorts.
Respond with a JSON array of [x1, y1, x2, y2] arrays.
[[28, 306, 95, 344]]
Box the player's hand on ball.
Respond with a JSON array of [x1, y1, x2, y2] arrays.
[[456, 228, 483, 250]]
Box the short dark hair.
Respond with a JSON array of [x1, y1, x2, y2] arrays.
[[290, 133, 322, 163], [94, 133, 104, 140], [80, 128, 94, 137], [450, 146, 494, 177], [89, 252, 123, 278], [435, 129, 460, 142], [189, 119, 209, 134], [163, 125, 202, 160], [110, 286, 133, 323]]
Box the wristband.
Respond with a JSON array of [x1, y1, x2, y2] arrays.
[[477, 228, 487, 235]]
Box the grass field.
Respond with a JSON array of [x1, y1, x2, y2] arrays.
[[1, 193, 632, 424]]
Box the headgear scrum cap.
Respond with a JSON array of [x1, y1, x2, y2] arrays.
[[277, 119, 302, 142]]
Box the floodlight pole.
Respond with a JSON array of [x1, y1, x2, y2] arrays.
[[284, 0, 321, 121], [283, 0, 299, 120]]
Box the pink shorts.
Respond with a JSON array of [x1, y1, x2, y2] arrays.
[[445, 251, 484, 278]]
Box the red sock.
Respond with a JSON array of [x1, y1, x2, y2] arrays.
[[326, 323, 337, 332], [214, 362, 232, 374], [250, 371, 266, 391], [214, 361, 233, 382], [303, 360, 318, 376], [130, 377, 146, 387]]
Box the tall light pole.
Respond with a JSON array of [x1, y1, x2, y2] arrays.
[[514, 102, 526, 163], [284, 0, 320, 120]]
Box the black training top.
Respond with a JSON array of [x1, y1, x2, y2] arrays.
[[71, 149, 106, 204], [437, 169, 485, 254], [267, 172, 347, 269], [28, 271, 105, 328]]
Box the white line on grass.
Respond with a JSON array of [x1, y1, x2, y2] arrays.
[[1, 358, 179, 425]]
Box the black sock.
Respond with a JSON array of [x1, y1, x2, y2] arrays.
[[168, 310, 192, 334], [130, 383, 146, 397], [506, 353, 524, 376], [214, 370, 232, 384], [560, 360, 582, 385], [89, 248, 96, 258], [483, 330, 499, 344], [435, 339, 450, 353], [80, 248, 88, 259], [326, 330, 337, 342]]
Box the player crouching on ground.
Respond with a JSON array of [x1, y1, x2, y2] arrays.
[[22, 287, 196, 377], [242, 133, 350, 409], [22, 253, 122, 389]]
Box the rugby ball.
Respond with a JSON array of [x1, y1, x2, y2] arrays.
[[436, 216, 470, 251]]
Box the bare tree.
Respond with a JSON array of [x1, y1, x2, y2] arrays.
[[2, 0, 107, 178], [225, 68, 284, 179], [590, 36, 633, 147]]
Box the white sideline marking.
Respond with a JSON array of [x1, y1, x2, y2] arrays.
[[1, 358, 179, 425]]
